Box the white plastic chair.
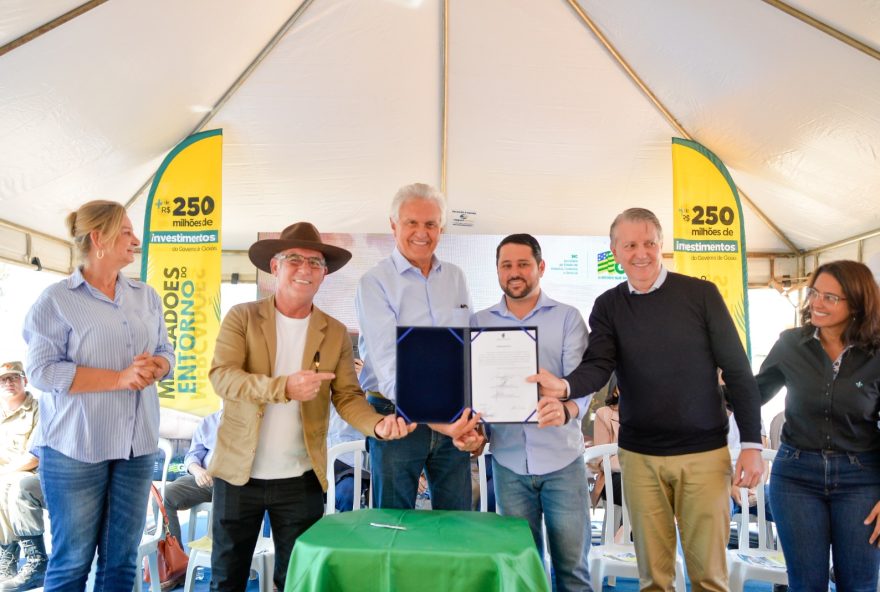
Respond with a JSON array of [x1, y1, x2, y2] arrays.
[[186, 501, 213, 550], [325, 440, 370, 514], [476, 443, 492, 513], [133, 437, 173, 592], [183, 507, 274, 592], [727, 448, 787, 592], [768, 413, 785, 451], [583, 443, 687, 591]]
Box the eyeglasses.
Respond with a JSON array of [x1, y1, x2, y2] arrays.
[[274, 253, 326, 270], [0, 375, 21, 385], [806, 287, 846, 306]]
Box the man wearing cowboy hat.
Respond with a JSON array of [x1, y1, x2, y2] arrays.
[[0, 362, 46, 592], [208, 222, 414, 592]]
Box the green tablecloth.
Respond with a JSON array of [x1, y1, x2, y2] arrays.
[[285, 509, 549, 592]]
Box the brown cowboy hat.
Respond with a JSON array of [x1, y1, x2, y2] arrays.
[[248, 222, 352, 274]]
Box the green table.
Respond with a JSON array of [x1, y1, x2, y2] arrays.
[[285, 509, 550, 592]]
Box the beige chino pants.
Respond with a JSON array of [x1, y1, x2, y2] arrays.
[[619, 446, 732, 592]]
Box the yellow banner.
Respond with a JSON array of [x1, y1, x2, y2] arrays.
[[672, 138, 751, 357], [141, 130, 223, 416]]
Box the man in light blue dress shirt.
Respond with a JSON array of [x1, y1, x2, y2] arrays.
[[163, 410, 221, 543], [470, 234, 593, 592], [356, 182, 475, 510]]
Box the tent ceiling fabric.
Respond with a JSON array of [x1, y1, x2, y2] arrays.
[[2, 0, 879, 256], [0, 0, 83, 47]]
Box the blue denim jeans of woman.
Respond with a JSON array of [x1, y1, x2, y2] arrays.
[[39, 446, 154, 592], [769, 443, 880, 592], [493, 457, 592, 592]]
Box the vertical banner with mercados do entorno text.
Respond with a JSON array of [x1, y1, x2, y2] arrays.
[[141, 129, 223, 416], [672, 137, 751, 358]]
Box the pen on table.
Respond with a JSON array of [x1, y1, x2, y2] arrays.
[[313, 351, 320, 373], [370, 522, 407, 531]]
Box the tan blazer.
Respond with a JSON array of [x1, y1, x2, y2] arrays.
[[207, 296, 383, 488]]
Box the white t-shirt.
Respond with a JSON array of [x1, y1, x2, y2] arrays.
[[250, 312, 313, 479]]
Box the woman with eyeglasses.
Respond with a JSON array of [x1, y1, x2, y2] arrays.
[[23, 200, 174, 591], [756, 260, 880, 591]]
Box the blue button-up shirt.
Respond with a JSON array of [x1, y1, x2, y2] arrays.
[[356, 247, 471, 402], [23, 267, 175, 463], [472, 291, 591, 475], [183, 410, 221, 471]]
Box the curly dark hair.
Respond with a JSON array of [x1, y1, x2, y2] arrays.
[[800, 260, 880, 353]]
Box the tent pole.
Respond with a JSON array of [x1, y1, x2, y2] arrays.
[[0, 219, 72, 249], [0, 0, 108, 58], [762, 0, 880, 62], [801, 227, 880, 259], [123, 0, 317, 211], [440, 0, 450, 194], [564, 0, 800, 255]]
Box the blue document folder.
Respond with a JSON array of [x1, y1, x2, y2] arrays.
[[395, 326, 538, 424]]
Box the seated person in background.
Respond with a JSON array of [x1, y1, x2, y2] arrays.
[[590, 374, 621, 508], [164, 410, 221, 543], [327, 359, 371, 512], [0, 361, 46, 592]]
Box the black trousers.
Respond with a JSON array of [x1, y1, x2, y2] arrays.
[[210, 471, 324, 591]]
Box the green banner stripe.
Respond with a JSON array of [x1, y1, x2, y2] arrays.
[[673, 239, 740, 253], [149, 231, 219, 244]]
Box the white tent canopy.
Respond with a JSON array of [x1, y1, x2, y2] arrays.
[[1, 0, 879, 280]]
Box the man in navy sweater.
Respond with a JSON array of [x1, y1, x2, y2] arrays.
[[531, 208, 763, 592]]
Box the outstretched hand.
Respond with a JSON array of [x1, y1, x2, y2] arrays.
[[429, 408, 482, 440], [526, 368, 568, 399], [536, 397, 568, 428], [374, 415, 416, 440]]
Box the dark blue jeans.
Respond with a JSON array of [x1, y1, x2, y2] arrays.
[[367, 397, 471, 510], [210, 472, 324, 591], [40, 446, 155, 592], [769, 443, 880, 592]]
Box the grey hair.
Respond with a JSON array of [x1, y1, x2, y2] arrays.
[[390, 183, 447, 228], [610, 207, 663, 244]]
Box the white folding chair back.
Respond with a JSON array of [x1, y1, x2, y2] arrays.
[[325, 440, 369, 514], [134, 437, 173, 592], [768, 413, 785, 452], [186, 501, 213, 550], [184, 510, 274, 592], [583, 443, 687, 591], [476, 443, 492, 513], [728, 448, 787, 591]]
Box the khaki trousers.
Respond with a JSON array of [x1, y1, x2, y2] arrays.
[[0, 472, 44, 545], [618, 446, 731, 592]]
